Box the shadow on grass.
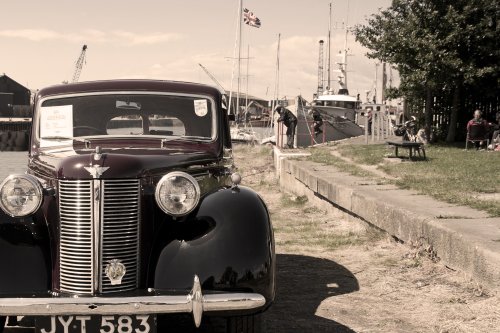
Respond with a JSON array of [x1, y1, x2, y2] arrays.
[[264, 254, 359, 332], [154, 254, 359, 333]]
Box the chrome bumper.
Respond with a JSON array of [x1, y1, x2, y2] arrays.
[[0, 276, 265, 328]]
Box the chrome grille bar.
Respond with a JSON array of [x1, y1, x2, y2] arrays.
[[59, 180, 94, 294], [58, 179, 140, 295], [100, 179, 140, 293]]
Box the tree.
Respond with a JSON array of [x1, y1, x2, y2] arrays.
[[354, 0, 499, 142]]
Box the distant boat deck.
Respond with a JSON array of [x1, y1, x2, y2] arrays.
[[0, 117, 31, 122]]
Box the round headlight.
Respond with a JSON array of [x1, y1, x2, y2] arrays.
[[155, 172, 200, 217], [0, 174, 43, 217]]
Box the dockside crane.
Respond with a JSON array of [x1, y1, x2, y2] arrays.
[[317, 40, 325, 96], [198, 64, 241, 116], [72, 45, 88, 83], [198, 63, 226, 92]]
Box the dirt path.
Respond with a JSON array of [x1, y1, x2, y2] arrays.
[[233, 144, 499, 333]]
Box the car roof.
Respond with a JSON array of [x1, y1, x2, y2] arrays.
[[36, 79, 222, 99]]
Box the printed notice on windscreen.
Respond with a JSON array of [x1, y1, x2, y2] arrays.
[[194, 99, 208, 117], [40, 105, 73, 138]]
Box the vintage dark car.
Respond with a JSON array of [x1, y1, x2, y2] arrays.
[[0, 80, 275, 333]]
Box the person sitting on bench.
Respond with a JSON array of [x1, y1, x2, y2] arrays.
[[466, 110, 490, 150]]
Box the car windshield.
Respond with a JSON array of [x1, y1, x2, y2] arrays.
[[38, 93, 215, 146]]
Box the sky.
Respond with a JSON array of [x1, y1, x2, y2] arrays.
[[0, 0, 393, 103]]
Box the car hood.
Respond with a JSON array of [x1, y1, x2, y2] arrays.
[[29, 143, 221, 180]]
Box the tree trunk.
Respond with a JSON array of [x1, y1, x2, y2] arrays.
[[424, 86, 433, 143], [446, 84, 460, 143]]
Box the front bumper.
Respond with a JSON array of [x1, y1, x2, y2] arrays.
[[0, 276, 265, 328]]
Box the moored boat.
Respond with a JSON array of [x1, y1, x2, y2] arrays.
[[308, 1, 363, 140], [295, 97, 363, 147], [313, 91, 359, 122]]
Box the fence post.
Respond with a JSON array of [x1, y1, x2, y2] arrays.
[[376, 112, 379, 141], [365, 114, 368, 144]]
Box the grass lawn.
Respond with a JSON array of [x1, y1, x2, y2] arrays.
[[309, 143, 500, 217]]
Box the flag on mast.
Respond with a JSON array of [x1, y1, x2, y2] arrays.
[[243, 8, 261, 28]]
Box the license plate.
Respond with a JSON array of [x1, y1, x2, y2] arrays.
[[35, 315, 156, 333]]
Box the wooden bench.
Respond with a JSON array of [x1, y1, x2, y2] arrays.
[[386, 141, 426, 160]]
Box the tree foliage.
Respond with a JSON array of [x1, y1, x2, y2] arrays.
[[354, 0, 499, 141]]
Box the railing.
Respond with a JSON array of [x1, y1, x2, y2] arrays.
[[297, 120, 328, 146], [276, 120, 329, 149], [363, 111, 396, 143]]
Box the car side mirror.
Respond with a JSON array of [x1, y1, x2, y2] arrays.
[[228, 113, 235, 121]]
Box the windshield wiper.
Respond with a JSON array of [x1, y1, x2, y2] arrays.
[[40, 137, 92, 146], [177, 136, 210, 141], [159, 136, 209, 148]]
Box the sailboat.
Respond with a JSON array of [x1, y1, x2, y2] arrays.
[[227, 0, 263, 144]]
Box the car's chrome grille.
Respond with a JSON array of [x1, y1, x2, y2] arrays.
[[58, 179, 140, 295], [100, 179, 140, 293], [59, 180, 94, 294]]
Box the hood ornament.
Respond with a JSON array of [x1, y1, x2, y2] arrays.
[[93, 146, 103, 161], [84, 165, 109, 178], [105, 259, 126, 285]]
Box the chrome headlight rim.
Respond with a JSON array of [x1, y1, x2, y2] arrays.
[[0, 174, 43, 217], [155, 171, 201, 217]]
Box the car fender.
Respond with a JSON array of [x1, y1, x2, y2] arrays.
[[0, 212, 51, 294], [152, 185, 275, 307]]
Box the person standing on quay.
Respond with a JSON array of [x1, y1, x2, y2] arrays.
[[308, 108, 323, 136], [275, 105, 297, 149], [367, 109, 373, 135]]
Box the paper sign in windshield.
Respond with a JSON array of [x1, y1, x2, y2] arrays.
[[40, 105, 73, 138], [194, 99, 208, 117]]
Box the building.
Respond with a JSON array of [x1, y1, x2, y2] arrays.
[[0, 74, 31, 117], [0, 74, 31, 151], [226, 91, 270, 124]]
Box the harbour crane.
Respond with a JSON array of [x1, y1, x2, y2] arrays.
[[198, 63, 242, 117], [317, 40, 325, 96], [72, 45, 88, 83], [198, 63, 226, 92]]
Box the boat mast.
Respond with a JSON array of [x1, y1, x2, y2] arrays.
[[336, 0, 350, 93], [327, 2, 332, 92], [227, 1, 242, 116], [336, 23, 349, 92], [245, 44, 249, 117], [344, 0, 350, 90], [236, 0, 243, 118], [272, 33, 281, 110]]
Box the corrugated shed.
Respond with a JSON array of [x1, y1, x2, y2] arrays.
[[0, 74, 31, 116]]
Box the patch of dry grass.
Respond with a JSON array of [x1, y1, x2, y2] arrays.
[[331, 143, 500, 217]]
